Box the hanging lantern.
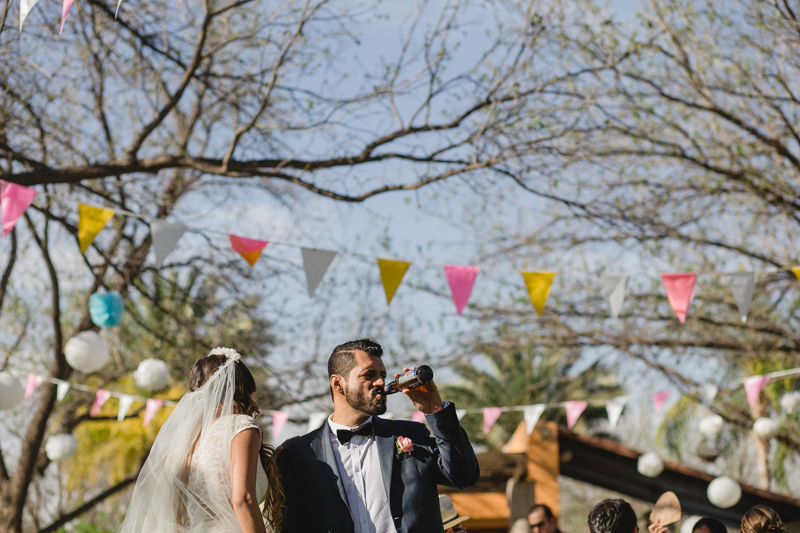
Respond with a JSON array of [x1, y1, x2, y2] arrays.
[[680, 517, 703, 533], [637, 451, 664, 477], [88, 291, 124, 328], [752, 417, 778, 439], [133, 358, 170, 392], [698, 413, 724, 437], [0, 372, 24, 410], [780, 391, 800, 414], [707, 476, 741, 508], [64, 331, 110, 374], [45, 433, 78, 462]]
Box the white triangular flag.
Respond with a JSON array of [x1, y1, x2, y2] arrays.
[[307, 412, 329, 432], [151, 220, 188, 267], [605, 396, 628, 429], [523, 404, 546, 434], [701, 384, 719, 405], [301, 248, 337, 297], [117, 394, 135, 421], [20, 0, 39, 30], [456, 409, 467, 420], [726, 272, 756, 323], [54, 379, 71, 401], [599, 273, 629, 318]]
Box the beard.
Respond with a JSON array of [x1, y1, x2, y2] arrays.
[[344, 384, 387, 416]]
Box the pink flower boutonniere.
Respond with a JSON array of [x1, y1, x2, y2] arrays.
[[396, 436, 414, 455]]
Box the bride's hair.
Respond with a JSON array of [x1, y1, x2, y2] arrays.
[[179, 353, 285, 529], [741, 505, 787, 533]]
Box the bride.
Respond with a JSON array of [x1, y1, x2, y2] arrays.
[[118, 347, 284, 532]]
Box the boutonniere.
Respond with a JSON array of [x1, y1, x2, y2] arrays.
[[395, 436, 414, 455]]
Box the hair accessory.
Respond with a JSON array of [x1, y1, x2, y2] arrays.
[[208, 347, 241, 361]]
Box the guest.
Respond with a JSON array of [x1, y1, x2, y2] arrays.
[[588, 499, 639, 533], [529, 504, 562, 533], [741, 505, 788, 533], [692, 517, 726, 533], [439, 495, 470, 533]]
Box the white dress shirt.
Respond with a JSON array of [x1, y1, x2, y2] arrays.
[[327, 416, 395, 533]]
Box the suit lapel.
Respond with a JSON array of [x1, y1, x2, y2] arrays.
[[374, 417, 395, 505], [310, 424, 350, 508]]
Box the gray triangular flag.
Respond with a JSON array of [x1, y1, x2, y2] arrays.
[[54, 379, 71, 401], [117, 394, 135, 421], [606, 396, 628, 429], [523, 404, 546, 434], [151, 220, 188, 267], [599, 273, 629, 318], [726, 272, 755, 323], [20, 0, 39, 30], [301, 248, 337, 297], [307, 412, 329, 432], [456, 409, 467, 420], [701, 384, 719, 405]]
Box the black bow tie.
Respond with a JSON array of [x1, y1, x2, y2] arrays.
[[336, 422, 373, 444]]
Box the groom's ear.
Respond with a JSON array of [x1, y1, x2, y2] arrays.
[[330, 374, 345, 396]]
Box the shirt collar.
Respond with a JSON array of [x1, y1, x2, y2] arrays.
[[327, 414, 374, 433]]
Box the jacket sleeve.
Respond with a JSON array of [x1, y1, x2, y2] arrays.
[[425, 402, 480, 489], [275, 446, 302, 532]]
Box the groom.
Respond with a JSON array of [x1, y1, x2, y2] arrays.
[[277, 339, 480, 533]]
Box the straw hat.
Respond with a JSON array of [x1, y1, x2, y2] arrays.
[[439, 495, 470, 529]]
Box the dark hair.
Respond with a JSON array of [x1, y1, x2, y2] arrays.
[[327, 338, 383, 380], [693, 517, 727, 533], [741, 505, 787, 533], [588, 499, 638, 533], [529, 504, 555, 519]]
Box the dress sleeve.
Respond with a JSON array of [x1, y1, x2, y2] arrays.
[[230, 414, 261, 440]]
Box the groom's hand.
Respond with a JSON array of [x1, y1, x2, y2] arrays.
[[395, 367, 444, 415]]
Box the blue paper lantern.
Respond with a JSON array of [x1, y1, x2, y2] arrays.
[[88, 291, 124, 328]]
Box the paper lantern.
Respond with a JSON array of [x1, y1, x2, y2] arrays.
[[707, 476, 741, 508], [64, 331, 110, 373], [45, 434, 78, 462], [134, 358, 169, 392], [637, 451, 664, 477], [752, 417, 778, 439], [88, 291, 124, 328], [780, 391, 800, 414], [0, 372, 24, 410], [698, 413, 724, 437], [680, 516, 703, 533]]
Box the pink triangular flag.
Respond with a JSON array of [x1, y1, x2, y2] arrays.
[[229, 234, 268, 266], [743, 375, 770, 408], [24, 373, 44, 398], [90, 389, 112, 417], [482, 407, 503, 434], [564, 400, 588, 429], [661, 273, 697, 323], [411, 411, 426, 424], [0, 181, 36, 236], [444, 265, 480, 315], [652, 391, 671, 414], [59, 0, 74, 35], [272, 410, 290, 442], [143, 398, 164, 427]]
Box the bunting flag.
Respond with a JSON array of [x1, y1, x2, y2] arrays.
[[117, 394, 135, 421], [523, 404, 546, 434], [661, 273, 697, 323], [605, 396, 627, 429], [20, 0, 39, 29], [744, 375, 770, 408], [791, 267, 800, 283], [272, 411, 290, 442], [301, 248, 337, 297], [78, 204, 115, 253], [376, 258, 412, 305], [483, 407, 504, 434], [24, 373, 43, 398], [229, 235, 268, 266], [90, 389, 112, 417], [521, 271, 556, 316], [444, 265, 480, 315], [115, 0, 124, 17], [411, 411, 426, 424], [0, 181, 36, 236], [55, 379, 71, 401], [59, 0, 73, 35], [143, 398, 164, 427], [307, 412, 329, 432], [151, 220, 187, 267], [564, 400, 587, 429], [652, 391, 671, 413], [726, 272, 756, 323], [599, 273, 629, 319], [701, 384, 719, 405], [456, 409, 467, 420]]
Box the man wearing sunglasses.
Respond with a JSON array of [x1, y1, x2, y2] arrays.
[[529, 504, 562, 533]]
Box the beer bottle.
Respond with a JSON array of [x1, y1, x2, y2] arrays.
[[384, 365, 434, 394]]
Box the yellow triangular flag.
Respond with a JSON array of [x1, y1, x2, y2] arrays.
[[377, 258, 412, 305], [78, 203, 115, 253], [791, 267, 800, 282], [521, 271, 556, 316]]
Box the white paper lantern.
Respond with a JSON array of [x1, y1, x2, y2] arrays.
[[0, 372, 24, 410], [780, 391, 800, 414], [134, 358, 169, 392], [707, 475, 741, 508], [752, 417, 778, 439], [698, 413, 724, 437], [680, 516, 703, 533], [64, 331, 110, 373], [45, 434, 78, 462], [637, 451, 664, 477]]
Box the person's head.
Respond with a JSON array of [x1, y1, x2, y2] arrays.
[[528, 504, 558, 533], [588, 499, 639, 533], [740, 505, 787, 533], [439, 494, 469, 533], [327, 339, 387, 416], [693, 517, 727, 533], [189, 352, 260, 417]]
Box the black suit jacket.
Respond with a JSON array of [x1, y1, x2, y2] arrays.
[[276, 403, 480, 533]]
